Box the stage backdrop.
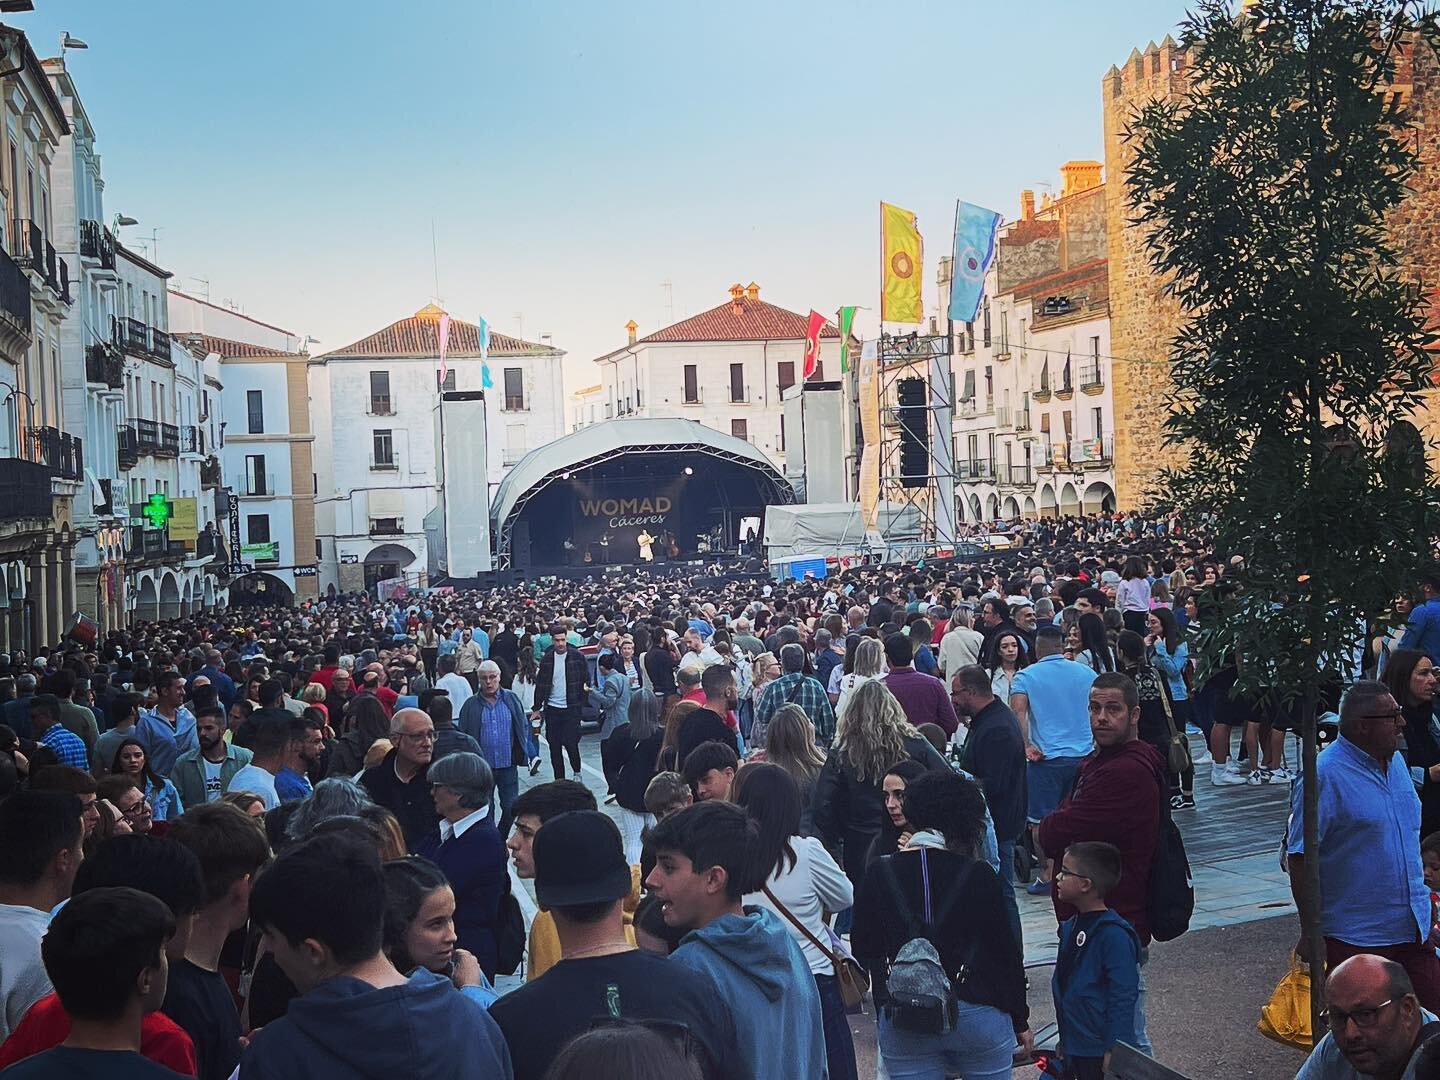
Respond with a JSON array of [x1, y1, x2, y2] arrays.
[[567, 475, 687, 562]]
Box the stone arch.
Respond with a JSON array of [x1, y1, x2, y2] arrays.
[[1083, 480, 1117, 515], [159, 572, 181, 621], [1059, 482, 1080, 516], [1001, 496, 1021, 520], [968, 493, 983, 523], [230, 572, 295, 608], [202, 577, 215, 609], [985, 493, 999, 521], [135, 574, 159, 623], [1023, 496, 1037, 517]]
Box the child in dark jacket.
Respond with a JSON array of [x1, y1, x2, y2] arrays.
[[1051, 842, 1141, 1080]]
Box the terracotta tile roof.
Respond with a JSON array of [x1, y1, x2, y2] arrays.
[[177, 333, 293, 359], [1011, 257, 1109, 302], [637, 295, 840, 346], [327, 304, 562, 358]]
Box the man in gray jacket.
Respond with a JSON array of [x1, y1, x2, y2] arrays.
[[171, 705, 253, 809], [458, 660, 535, 835]]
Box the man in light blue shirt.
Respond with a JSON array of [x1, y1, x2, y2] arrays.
[[1288, 680, 1440, 1010], [134, 671, 198, 778], [1400, 570, 1440, 667], [1009, 625, 1096, 894]]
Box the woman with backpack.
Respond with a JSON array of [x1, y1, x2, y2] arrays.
[[852, 768, 1030, 1078]]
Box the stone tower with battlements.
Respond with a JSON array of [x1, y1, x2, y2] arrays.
[[1103, 31, 1440, 509]]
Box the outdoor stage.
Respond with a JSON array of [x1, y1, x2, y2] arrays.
[[489, 418, 796, 573]]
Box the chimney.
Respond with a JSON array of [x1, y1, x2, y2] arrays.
[[1060, 160, 1103, 198], [745, 281, 760, 301], [625, 319, 637, 345], [1020, 190, 1036, 220], [728, 282, 744, 313]]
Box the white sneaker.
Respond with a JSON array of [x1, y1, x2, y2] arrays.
[[1269, 766, 1295, 783], [1245, 768, 1273, 786], [1212, 764, 1248, 786], [1191, 748, 1213, 767], [1226, 759, 1247, 775]]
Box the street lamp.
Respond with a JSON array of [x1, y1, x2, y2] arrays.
[[60, 33, 88, 52]]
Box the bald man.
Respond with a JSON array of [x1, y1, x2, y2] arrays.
[[359, 707, 439, 851], [1297, 955, 1438, 1080]]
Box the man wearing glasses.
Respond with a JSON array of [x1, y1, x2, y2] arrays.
[[1288, 681, 1440, 1011], [1297, 954, 1439, 1079], [361, 708, 440, 851]]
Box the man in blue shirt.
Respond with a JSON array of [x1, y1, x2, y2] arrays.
[[457, 661, 531, 836], [1010, 625, 1097, 894], [1287, 679, 1440, 1010], [133, 671, 198, 779], [1400, 568, 1440, 666], [32, 694, 88, 770]]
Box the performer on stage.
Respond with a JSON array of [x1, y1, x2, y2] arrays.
[[637, 529, 655, 562]]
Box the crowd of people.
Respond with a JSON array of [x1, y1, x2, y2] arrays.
[[0, 510, 1436, 1078]]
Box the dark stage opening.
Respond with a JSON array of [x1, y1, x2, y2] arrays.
[[505, 451, 791, 570]]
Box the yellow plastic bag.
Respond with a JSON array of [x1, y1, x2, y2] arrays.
[[1258, 957, 1313, 1050]]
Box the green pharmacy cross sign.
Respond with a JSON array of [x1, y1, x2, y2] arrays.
[[142, 494, 171, 529]]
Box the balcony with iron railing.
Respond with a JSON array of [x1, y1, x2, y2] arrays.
[[995, 405, 1013, 428], [958, 399, 978, 419], [43, 240, 58, 292], [504, 393, 527, 411], [79, 219, 118, 270], [1015, 408, 1032, 432], [957, 458, 996, 481], [242, 471, 277, 497], [200, 455, 222, 487], [117, 426, 139, 469], [0, 245, 29, 338], [196, 532, 225, 561], [116, 316, 149, 356], [8, 218, 42, 277], [58, 256, 70, 304], [150, 327, 170, 360], [1079, 361, 1104, 392], [1000, 464, 1034, 488], [367, 396, 394, 416], [370, 518, 405, 537], [1068, 436, 1114, 466], [157, 422, 180, 457], [179, 426, 201, 455], [1039, 442, 1069, 471], [680, 387, 703, 405], [0, 457, 56, 521], [369, 453, 398, 471], [31, 427, 82, 480], [86, 342, 125, 388]]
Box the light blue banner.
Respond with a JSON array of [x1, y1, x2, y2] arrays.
[[948, 201, 1001, 324]]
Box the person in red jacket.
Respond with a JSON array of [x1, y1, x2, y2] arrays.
[[0, 991, 196, 1076], [1036, 670, 1163, 1057]]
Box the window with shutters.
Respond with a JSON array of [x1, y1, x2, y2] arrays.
[[372, 430, 395, 469], [369, 371, 392, 414], [731, 418, 748, 441], [683, 365, 699, 403], [504, 368, 525, 410], [437, 369, 456, 392], [777, 361, 795, 395], [730, 363, 745, 402], [246, 514, 270, 543], [246, 390, 263, 434]]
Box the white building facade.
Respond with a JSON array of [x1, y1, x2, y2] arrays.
[[947, 164, 1117, 524], [311, 304, 565, 593], [592, 283, 844, 470]]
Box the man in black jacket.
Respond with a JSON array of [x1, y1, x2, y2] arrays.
[[952, 663, 1027, 946], [530, 624, 589, 780]]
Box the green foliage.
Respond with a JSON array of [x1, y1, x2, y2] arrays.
[[1128, 0, 1440, 700]]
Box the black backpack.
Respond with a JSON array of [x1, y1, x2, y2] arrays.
[[1148, 789, 1194, 942]]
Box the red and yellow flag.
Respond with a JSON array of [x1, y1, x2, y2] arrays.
[[803, 310, 825, 379]]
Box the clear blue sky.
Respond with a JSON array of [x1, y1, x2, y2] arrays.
[[14, 0, 1195, 389]]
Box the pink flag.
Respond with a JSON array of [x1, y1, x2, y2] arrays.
[[437, 312, 451, 387], [803, 310, 824, 379]]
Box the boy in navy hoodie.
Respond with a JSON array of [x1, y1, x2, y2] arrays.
[[645, 800, 828, 1080], [1051, 842, 1140, 1080]]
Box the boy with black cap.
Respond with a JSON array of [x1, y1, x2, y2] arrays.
[[490, 810, 747, 1080]]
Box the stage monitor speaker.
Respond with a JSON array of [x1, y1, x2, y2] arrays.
[[512, 521, 532, 572]]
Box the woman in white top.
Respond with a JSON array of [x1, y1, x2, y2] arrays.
[[835, 637, 885, 721], [736, 761, 857, 1080], [1117, 555, 1153, 636], [937, 606, 985, 679], [984, 629, 1029, 703]]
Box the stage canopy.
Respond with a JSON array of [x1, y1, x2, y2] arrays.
[[762, 502, 922, 564], [491, 418, 796, 569]]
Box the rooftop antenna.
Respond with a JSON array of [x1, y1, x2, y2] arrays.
[[514, 312, 524, 341], [429, 219, 443, 309], [189, 276, 210, 301], [659, 277, 675, 325]]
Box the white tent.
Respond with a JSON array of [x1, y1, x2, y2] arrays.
[[762, 502, 921, 565]]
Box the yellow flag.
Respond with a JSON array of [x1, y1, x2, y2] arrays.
[[881, 201, 923, 324]]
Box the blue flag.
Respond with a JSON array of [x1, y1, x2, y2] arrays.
[[478, 316, 493, 389], [948, 201, 1001, 323]]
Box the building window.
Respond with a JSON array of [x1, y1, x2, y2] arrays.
[[731, 418, 748, 441], [246, 390, 263, 434], [372, 430, 395, 468], [683, 365, 699, 404], [982, 302, 991, 347], [999, 311, 1009, 353], [729, 363, 745, 403], [1092, 406, 1104, 438], [777, 361, 795, 395], [315, 538, 322, 558], [438, 369, 456, 392], [369, 371, 391, 414], [246, 513, 270, 543], [1090, 336, 1101, 363], [503, 368, 525, 410], [779, 414, 785, 451], [244, 454, 267, 495]]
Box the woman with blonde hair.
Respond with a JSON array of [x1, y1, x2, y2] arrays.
[[759, 703, 827, 833], [834, 637, 885, 720], [656, 698, 700, 772], [811, 678, 948, 891]]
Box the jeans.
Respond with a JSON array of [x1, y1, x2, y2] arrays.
[[878, 1001, 1016, 1080], [544, 705, 582, 779], [814, 973, 859, 1080], [995, 839, 1023, 951], [491, 766, 519, 838], [1134, 946, 1152, 1057]]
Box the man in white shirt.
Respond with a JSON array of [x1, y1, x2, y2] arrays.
[[0, 791, 84, 1041], [435, 654, 473, 713], [225, 712, 290, 811]]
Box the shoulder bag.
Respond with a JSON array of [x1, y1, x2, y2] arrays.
[[761, 883, 870, 1008], [1156, 672, 1193, 776]]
